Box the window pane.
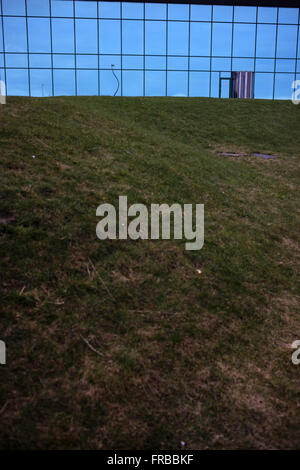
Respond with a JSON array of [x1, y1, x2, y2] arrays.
[[0, 20, 3, 53], [234, 7, 257, 23], [168, 56, 188, 71], [53, 55, 75, 69], [0, 54, 4, 68], [122, 20, 143, 54], [277, 25, 297, 58], [191, 5, 211, 22], [52, 19, 74, 53], [2, 0, 25, 15], [27, 0, 50, 16], [100, 55, 121, 69], [100, 69, 121, 95], [30, 69, 52, 96], [123, 71, 143, 96], [99, 20, 121, 54], [256, 24, 276, 58], [232, 58, 254, 71], [76, 19, 98, 53], [145, 21, 166, 55], [168, 4, 189, 21], [276, 59, 296, 73], [274, 73, 294, 99], [54, 69, 75, 95], [122, 2, 143, 19], [190, 57, 210, 71], [255, 58, 274, 72], [211, 71, 220, 97], [6, 53, 27, 67], [145, 3, 166, 20], [258, 7, 278, 24], [77, 70, 98, 95], [167, 71, 187, 96], [189, 72, 210, 97], [30, 54, 51, 68], [123, 55, 143, 70], [4, 18, 27, 53], [28, 18, 51, 53], [51, 0, 73, 17], [211, 57, 231, 71], [145, 56, 165, 70], [145, 71, 165, 96], [77, 55, 98, 69], [212, 23, 232, 57], [213, 6, 233, 22], [233, 24, 256, 57], [6, 69, 29, 95], [168, 22, 188, 56], [278, 8, 299, 24], [99, 2, 120, 19], [190, 22, 211, 56], [254, 73, 273, 99], [75, 1, 97, 18]]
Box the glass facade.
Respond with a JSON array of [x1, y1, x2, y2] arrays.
[[0, 0, 299, 98]]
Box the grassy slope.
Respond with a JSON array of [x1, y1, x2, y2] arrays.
[[0, 96, 299, 449]]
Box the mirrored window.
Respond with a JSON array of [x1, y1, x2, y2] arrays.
[[123, 55, 143, 70], [168, 22, 188, 56], [189, 72, 210, 97], [190, 5, 211, 22], [122, 20, 143, 54], [168, 4, 189, 21], [274, 73, 294, 99], [52, 19, 75, 53], [145, 3, 166, 20], [6, 53, 27, 67], [211, 57, 231, 71], [27, 0, 50, 17], [77, 55, 98, 69], [2, 0, 25, 16], [51, 0, 73, 17], [75, 1, 97, 18], [99, 2, 120, 19], [168, 56, 188, 71], [258, 7, 278, 24], [145, 21, 166, 55], [278, 8, 299, 24], [234, 7, 257, 23], [233, 24, 256, 57], [232, 58, 254, 71], [77, 70, 98, 95], [167, 71, 187, 96], [145, 71, 165, 96], [4, 18, 27, 53], [123, 70, 143, 95], [213, 6, 233, 23], [30, 54, 52, 68], [256, 24, 276, 58], [30, 69, 52, 96], [53, 54, 75, 69], [76, 19, 98, 53], [212, 23, 232, 57], [6, 69, 29, 95], [190, 57, 210, 71], [122, 2, 143, 19], [145, 56, 165, 70], [276, 59, 296, 73], [255, 58, 274, 72], [190, 22, 211, 57], [100, 55, 121, 69], [54, 69, 75, 95], [100, 69, 121, 95], [99, 20, 121, 54], [277, 25, 298, 58], [254, 72, 273, 98], [28, 18, 51, 53]]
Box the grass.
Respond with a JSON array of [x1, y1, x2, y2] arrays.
[[0, 96, 299, 449]]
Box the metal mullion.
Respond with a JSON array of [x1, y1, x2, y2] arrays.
[[0, 0, 7, 92], [73, 0, 77, 96], [273, 7, 279, 100], [209, 5, 213, 98], [294, 8, 300, 83], [97, 0, 100, 96], [143, 2, 145, 96], [187, 4, 191, 97], [24, 0, 31, 96], [120, 2, 122, 96], [165, 3, 168, 96]]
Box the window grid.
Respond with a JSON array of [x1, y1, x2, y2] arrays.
[[0, 1, 299, 98]]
